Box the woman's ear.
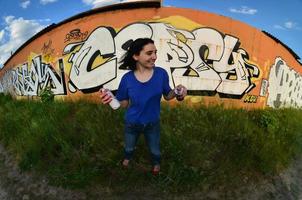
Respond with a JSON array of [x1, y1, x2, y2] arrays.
[[132, 54, 138, 61]]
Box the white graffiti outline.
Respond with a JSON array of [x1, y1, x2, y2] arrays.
[[267, 57, 302, 108], [1, 22, 260, 99], [4, 56, 66, 96]]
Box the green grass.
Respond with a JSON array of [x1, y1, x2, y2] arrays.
[[0, 93, 302, 193]]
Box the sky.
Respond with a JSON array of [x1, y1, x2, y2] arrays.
[[0, 0, 301, 67]]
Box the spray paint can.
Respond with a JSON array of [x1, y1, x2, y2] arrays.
[[101, 88, 120, 110], [174, 87, 184, 101]]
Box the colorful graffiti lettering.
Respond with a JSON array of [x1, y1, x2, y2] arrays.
[[0, 21, 260, 99], [260, 79, 268, 97], [41, 40, 55, 55], [0, 7, 301, 109], [64, 29, 88, 43], [267, 57, 302, 108], [7, 56, 66, 96], [244, 95, 258, 103], [64, 22, 260, 96], [0, 70, 14, 94]]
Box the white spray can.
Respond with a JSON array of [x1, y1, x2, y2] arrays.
[[101, 88, 120, 110]]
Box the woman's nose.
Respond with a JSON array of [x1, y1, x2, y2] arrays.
[[152, 53, 157, 60]]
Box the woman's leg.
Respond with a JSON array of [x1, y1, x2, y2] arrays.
[[143, 121, 161, 166], [124, 123, 140, 163]]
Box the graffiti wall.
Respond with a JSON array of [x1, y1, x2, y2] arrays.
[[0, 5, 301, 108]]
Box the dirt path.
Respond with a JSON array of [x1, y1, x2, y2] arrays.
[[0, 145, 87, 200], [1, 143, 302, 200], [0, 185, 9, 200]]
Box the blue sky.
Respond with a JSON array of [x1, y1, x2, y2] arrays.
[[0, 0, 301, 67]]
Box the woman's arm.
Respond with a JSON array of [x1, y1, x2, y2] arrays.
[[163, 84, 187, 101], [163, 89, 176, 101], [119, 100, 129, 108], [99, 88, 129, 109]]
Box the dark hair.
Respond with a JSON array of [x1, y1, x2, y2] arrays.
[[119, 38, 154, 70]]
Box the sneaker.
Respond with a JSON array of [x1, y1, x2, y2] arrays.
[[151, 165, 160, 175], [121, 159, 130, 168]]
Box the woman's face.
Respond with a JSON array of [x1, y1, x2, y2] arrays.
[[133, 43, 157, 69]]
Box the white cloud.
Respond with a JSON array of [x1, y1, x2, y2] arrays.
[[273, 25, 285, 30], [0, 30, 5, 43], [284, 21, 295, 29], [82, 0, 135, 9], [40, 0, 57, 5], [229, 6, 257, 15], [38, 18, 51, 22], [82, 0, 95, 4], [0, 16, 45, 67], [20, 0, 31, 9], [4, 16, 15, 24], [274, 21, 301, 30]]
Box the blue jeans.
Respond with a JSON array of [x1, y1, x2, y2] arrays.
[[124, 121, 160, 166]]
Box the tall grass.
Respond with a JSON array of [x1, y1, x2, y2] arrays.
[[0, 93, 302, 193]]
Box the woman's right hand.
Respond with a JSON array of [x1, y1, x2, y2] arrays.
[[99, 88, 112, 104]]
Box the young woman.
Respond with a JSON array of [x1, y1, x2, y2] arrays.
[[100, 38, 187, 175]]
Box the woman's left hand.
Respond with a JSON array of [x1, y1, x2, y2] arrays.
[[175, 84, 187, 100]]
